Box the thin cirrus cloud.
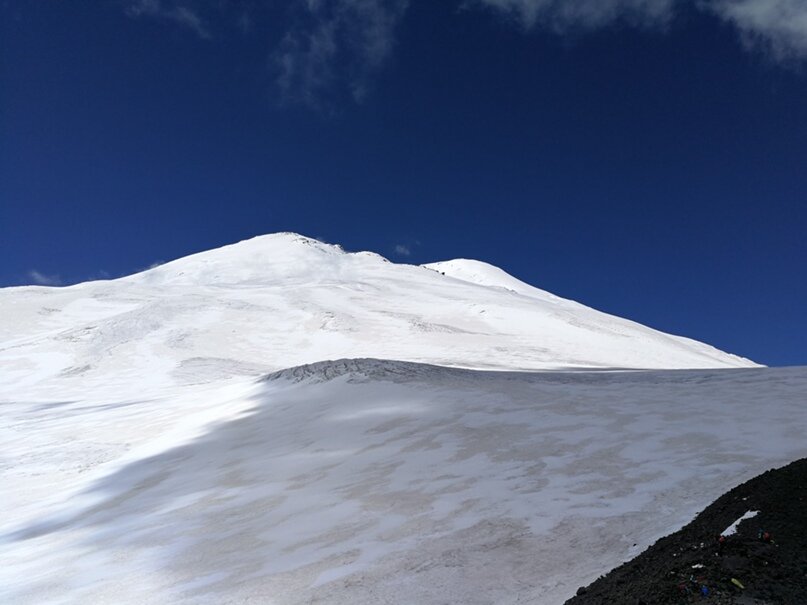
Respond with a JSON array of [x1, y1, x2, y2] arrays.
[[274, 0, 409, 107], [123, 0, 408, 108], [470, 0, 677, 30], [710, 0, 807, 60], [123, 0, 807, 107], [125, 0, 211, 39], [475, 0, 807, 60], [27, 270, 63, 287], [394, 244, 412, 257]]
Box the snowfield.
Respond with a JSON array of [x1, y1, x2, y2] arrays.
[[2, 361, 807, 604], [2, 232, 797, 605]]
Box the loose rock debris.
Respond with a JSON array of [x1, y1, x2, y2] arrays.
[[565, 458, 807, 605]]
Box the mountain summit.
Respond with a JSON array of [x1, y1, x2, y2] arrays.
[[0, 232, 757, 399]]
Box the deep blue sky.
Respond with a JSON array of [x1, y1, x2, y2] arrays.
[[1, 1, 805, 366]]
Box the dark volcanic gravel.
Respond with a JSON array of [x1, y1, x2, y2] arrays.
[[564, 458, 807, 605]]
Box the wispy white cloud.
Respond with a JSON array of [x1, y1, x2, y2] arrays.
[[28, 270, 62, 286], [274, 0, 409, 108], [121, 0, 807, 109], [710, 0, 807, 60], [123, 0, 409, 107], [135, 260, 165, 272], [126, 0, 211, 39], [394, 244, 411, 256], [474, 0, 807, 59], [129, 260, 166, 274], [471, 0, 676, 31]]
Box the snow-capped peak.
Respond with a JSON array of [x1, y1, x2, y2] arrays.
[[0, 233, 760, 400], [422, 259, 565, 303], [127, 232, 381, 286]]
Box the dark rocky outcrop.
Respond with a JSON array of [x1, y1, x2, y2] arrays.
[[565, 458, 807, 605]]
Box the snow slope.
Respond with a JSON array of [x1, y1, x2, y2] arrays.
[[2, 361, 806, 605], [0, 233, 756, 402], [0, 233, 778, 604]]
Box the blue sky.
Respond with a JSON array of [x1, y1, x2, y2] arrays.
[[1, 0, 805, 366]]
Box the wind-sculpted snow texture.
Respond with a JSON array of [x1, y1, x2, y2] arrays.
[[0, 233, 756, 406], [2, 360, 807, 605]]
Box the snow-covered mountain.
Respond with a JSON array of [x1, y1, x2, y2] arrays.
[[0, 232, 756, 401], [3, 232, 788, 605]]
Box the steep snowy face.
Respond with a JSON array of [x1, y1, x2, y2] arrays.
[[0, 233, 758, 399]]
